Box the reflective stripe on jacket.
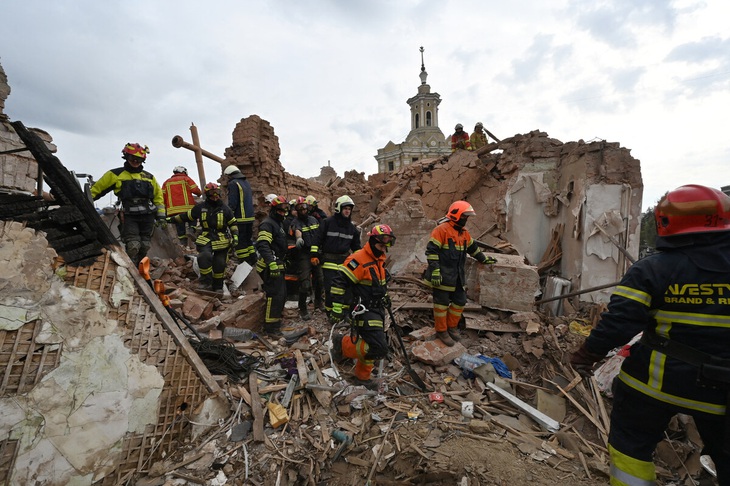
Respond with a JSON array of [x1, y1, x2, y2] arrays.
[[173, 201, 237, 250], [585, 236, 730, 416], [331, 242, 388, 326], [425, 221, 487, 291], [91, 166, 165, 217], [226, 174, 254, 223], [162, 173, 201, 216]]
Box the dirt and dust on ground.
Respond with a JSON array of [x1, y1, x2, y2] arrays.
[[135, 246, 720, 486]]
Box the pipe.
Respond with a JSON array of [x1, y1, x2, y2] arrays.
[[171, 134, 226, 164], [534, 280, 620, 305]]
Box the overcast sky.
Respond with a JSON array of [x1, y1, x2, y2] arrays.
[[2, 0, 729, 211]]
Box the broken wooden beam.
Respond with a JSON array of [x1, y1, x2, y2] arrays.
[[486, 382, 560, 433]]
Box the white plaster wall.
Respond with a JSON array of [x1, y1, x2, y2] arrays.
[[504, 173, 553, 266]]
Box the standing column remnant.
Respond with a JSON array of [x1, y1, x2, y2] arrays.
[[171, 124, 226, 188]]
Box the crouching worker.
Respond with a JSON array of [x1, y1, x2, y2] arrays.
[[168, 182, 237, 293], [331, 225, 396, 388]]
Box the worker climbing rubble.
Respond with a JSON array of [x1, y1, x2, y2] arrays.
[[161, 165, 202, 245], [331, 224, 396, 389], [450, 123, 472, 152], [91, 142, 165, 266], [167, 182, 238, 293], [318, 195, 361, 316], [470, 122, 488, 150], [424, 201, 497, 346], [570, 184, 730, 485]]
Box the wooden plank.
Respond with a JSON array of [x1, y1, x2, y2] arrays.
[[308, 357, 332, 408], [249, 374, 265, 442], [294, 350, 309, 387], [398, 302, 482, 312]]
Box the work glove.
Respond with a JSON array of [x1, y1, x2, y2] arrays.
[[268, 261, 281, 278], [296, 237, 305, 249], [232, 234, 239, 247], [570, 344, 605, 379], [166, 216, 176, 224], [430, 268, 442, 287], [155, 216, 167, 229], [483, 256, 497, 265], [329, 304, 344, 323], [381, 293, 392, 309], [310, 257, 320, 266]]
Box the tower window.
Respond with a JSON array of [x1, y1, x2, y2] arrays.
[[426, 111, 432, 126], [414, 113, 420, 128], [388, 161, 394, 171]]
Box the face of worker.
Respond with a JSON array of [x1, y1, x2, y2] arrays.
[[341, 206, 352, 217], [125, 155, 144, 166], [374, 234, 394, 253]]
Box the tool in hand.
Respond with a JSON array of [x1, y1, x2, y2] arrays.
[[385, 304, 429, 392]]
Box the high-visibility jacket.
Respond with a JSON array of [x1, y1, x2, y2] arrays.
[[470, 130, 487, 150], [172, 200, 237, 251], [317, 213, 361, 269], [331, 242, 388, 326], [290, 214, 320, 256], [585, 234, 730, 416], [91, 163, 164, 217], [226, 173, 254, 224], [425, 220, 488, 291], [255, 212, 288, 274], [162, 173, 201, 216], [451, 132, 472, 152]]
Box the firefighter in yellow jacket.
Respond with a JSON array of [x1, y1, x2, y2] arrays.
[[91, 143, 165, 265], [571, 184, 730, 485], [424, 201, 496, 346], [330, 224, 396, 388]]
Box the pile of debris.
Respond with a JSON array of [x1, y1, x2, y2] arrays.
[[135, 254, 717, 486]]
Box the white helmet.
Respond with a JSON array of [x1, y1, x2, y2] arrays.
[[455, 123, 463, 130], [223, 165, 241, 176], [173, 166, 187, 174], [264, 193, 278, 204], [334, 195, 355, 214]]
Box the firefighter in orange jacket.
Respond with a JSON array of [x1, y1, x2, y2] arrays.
[[571, 184, 730, 485], [425, 201, 496, 346], [330, 225, 396, 388], [450, 123, 472, 152], [161, 166, 202, 244]]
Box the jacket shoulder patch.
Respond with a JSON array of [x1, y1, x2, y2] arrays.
[[347, 260, 360, 270]]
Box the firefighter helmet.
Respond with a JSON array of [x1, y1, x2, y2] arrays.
[[223, 165, 241, 176], [446, 201, 476, 223], [475, 122, 483, 128], [455, 123, 464, 130], [264, 194, 277, 204], [334, 195, 355, 213], [204, 182, 220, 193], [294, 196, 308, 210], [122, 143, 149, 160], [271, 195, 288, 208], [305, 195, 318, 206], [655, 184, 730, 237], [368, 224, 396, 247], [173, 166, 187, 174]]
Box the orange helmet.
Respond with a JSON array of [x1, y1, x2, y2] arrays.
[[368, 224, 396, 247], [655, 185, 730, 237], [446, 201, 476, 223], [122, 143, 149, 160], [204, 182, 221, 199], [270, 195, 288, 208]]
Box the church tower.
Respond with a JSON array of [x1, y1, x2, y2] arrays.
[[375, 47, 450, 173]]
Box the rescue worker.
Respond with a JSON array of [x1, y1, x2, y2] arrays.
[[450, 123, 472, 152], [306, 195, 328, 222], [331, 224, 396, 388], [317, 195, 361, 316], [289, 196, 321, 320], [168, 183, 238, 293], [255, 196, 289, 335], [306, 195, 327, 311], [91, 143, 165, 266], [222, 164, 256, 265], [570, 184, 730, 485], [425, 201, 496, 346], [470, 122, 488, 151], [161, 166, 202, 245]]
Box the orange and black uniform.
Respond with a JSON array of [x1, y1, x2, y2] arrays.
[[424, 219, 488, 333], [582, 232, 730, 484], [331, 241, 390, 381], [162, 172, 201, 241]]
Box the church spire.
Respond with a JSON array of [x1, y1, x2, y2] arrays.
[[419, 46, 428, 85]]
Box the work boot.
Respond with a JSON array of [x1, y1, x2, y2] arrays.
[[447, 327, 461, 342], [436, 330, 455, 347], [331, 333, 344, 364], [353, 376, 380, 390], [298, 295, 311, 321], [299, 309, 312, 321], [281, 326, 308, 345], [263, 323, 282, 337], [314, 299, 326, 313], [197, 275, 213, 291]]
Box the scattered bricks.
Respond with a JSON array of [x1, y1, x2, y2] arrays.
[[468, 419, 493, 434], [218, 292, 265, 329], [410, 327, 436, 341], [411, 340, 466, 366], [181, 292, 209, 321]]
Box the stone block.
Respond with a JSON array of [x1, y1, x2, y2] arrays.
[[465, 254, 539, 312], [182, 292, 209, 321], [411, 340, 466, 366]]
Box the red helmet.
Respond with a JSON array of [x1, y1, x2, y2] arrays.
[[446, 201, 476, 223], [122, 143, 149, 160], [204, 182, 220, 197], [368, 224, 396, 247], [655, 185, 730, 237], [294, 196, 308, 210], [270, 195, 288, 208]]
